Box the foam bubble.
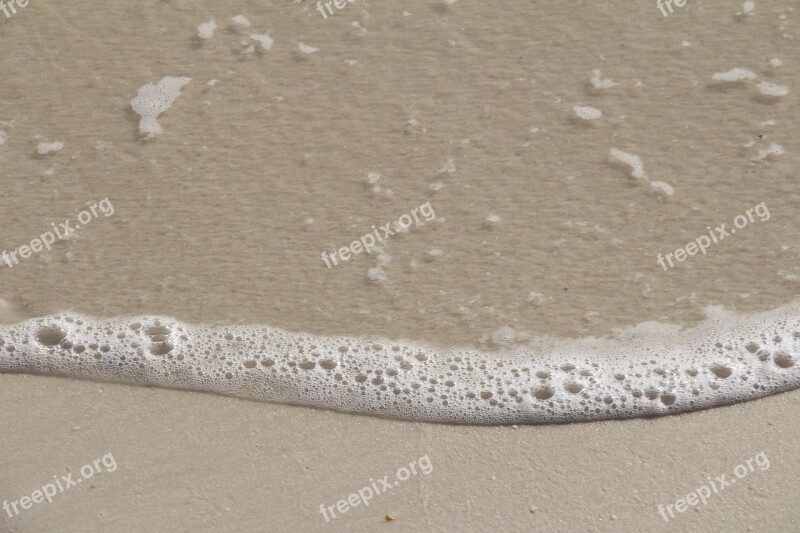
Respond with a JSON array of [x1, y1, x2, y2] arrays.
[[649, 180, 674, 196], [740, 1, 755, 15], [438, 159, 456, 173], [197, 20, 217, 40], [250, 34, 273, 51], [590, 69, 617, 89], [37, 141, 64, 155], [2, 302, 800, 424], [610, 148, 646, 179], [231, 15, 251, 27], [527, 292, 551, 305], [0, 130, 7, 146], [130, 77, 191, 137], [367, 247, 392, 282], [610, 148, 674, 196], [712, 68, 758, 82], [573, 105, 602, 121], [756, 81, 789, 97], [298, 43, 318, 54], [752, 142, 784, 162]]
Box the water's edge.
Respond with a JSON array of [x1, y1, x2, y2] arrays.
[[1, 302, 798, 424]]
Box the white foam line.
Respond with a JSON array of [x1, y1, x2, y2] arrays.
[[1, 302, 799, 424]]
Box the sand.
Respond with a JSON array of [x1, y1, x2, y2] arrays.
[[1, 0, 798, 531]]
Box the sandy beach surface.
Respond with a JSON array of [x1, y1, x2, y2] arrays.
[[1, 1, 798, 531]]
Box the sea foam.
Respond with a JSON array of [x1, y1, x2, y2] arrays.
[[1, 302, 799, 424]]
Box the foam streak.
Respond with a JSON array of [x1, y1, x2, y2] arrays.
[[1, 303, 798, 424]]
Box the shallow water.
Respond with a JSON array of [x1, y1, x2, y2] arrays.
[[0, 1, 798, 418]]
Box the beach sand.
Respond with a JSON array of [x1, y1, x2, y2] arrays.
[[0, 0, 798, 530]]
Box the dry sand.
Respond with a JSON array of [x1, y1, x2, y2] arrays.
[[1, 0, 798, 531]]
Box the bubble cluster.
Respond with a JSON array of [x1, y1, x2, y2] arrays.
[[610, 148, 674, 197], [36, 141, 64, 155], [2, 302, 799, 424], [756, 81, 789, 97], [712, 68, 758, 82], [711, 68, 789, 99], [231, 15, 251, 27], [130, 77, 192, 137], [573, 105, 602, 121], [197, 20, 218, 40], [590, 69, 617, 90], [250, 34, 273, 51]]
